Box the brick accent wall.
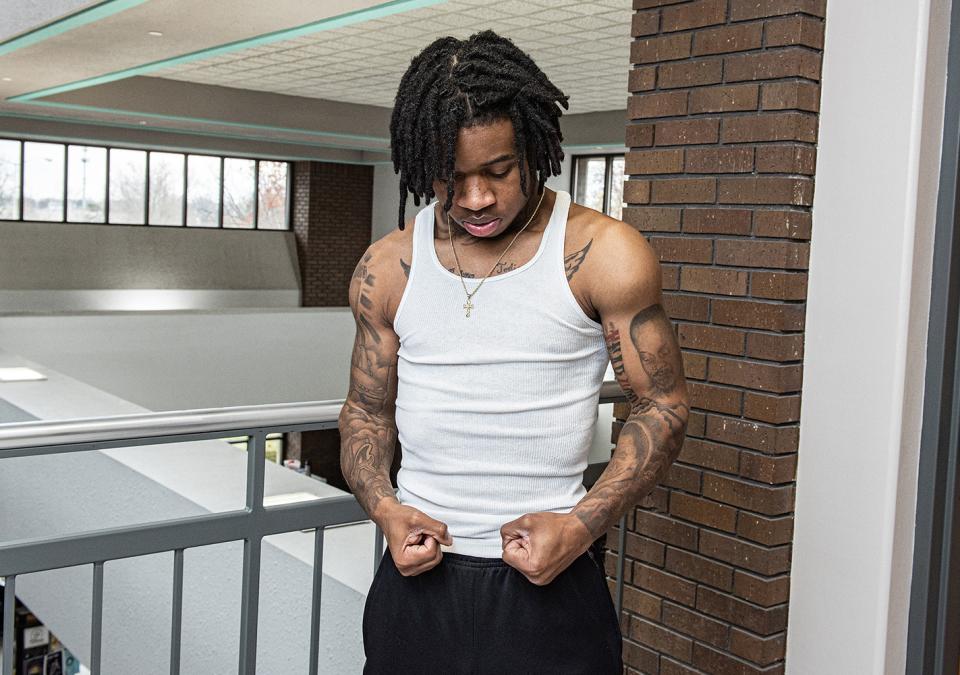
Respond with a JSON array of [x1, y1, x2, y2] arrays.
[[289, 161, 373, 486], [291, 161, 374, 307], [608, 1, 824, 672]]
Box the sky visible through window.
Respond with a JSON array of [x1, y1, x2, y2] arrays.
[[0, 138, 290, 229]]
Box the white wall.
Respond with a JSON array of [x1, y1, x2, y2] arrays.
[[787, 0, 950, 672]]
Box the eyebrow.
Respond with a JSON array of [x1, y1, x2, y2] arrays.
[[481, 154, 516, 167]]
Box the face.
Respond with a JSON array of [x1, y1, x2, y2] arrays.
[[432, 117, 533, 239], [629, 318, 679, 397]]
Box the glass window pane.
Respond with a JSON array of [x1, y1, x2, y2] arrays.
[[606, 156, 625, 221], [186, 155, 221, 227], [223, 158, 255, 229], [67, 145, 107, 222], [109, 149, 147, 224], [265, 437, 282, 464], [0, 140, 21, 219], [573, 157, 606, 213], [149, 152, 184, 225], [257, 161, 288, 230], [23, 142, 65, 221]]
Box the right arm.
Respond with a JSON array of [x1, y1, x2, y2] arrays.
[[339, 246, 401, 526], [339, 239, 452, 574]]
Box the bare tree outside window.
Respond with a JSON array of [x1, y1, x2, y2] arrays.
[[149, 152, 185, 226], [0, 139, 20, 220], [257, 161, 288, 230]]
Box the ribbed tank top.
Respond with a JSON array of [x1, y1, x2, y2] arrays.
[[393, 190, 609, 558]]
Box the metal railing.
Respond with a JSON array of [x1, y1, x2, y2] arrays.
[[0, 385, 628, 675]]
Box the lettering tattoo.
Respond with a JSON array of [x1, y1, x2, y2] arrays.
[[447, 267, 477, 278], [573, 303, 689, 540], [564, 239, 593, 282], [340, 249, 401, 523]]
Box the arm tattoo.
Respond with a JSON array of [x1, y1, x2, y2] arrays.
[[564, 238, 593, 281], [572, 303, 689, 540], [399, 257, 410, 279], [340, 250, 401, 523]]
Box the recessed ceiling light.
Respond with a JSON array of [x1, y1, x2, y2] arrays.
[[0, 367, 46, 382], [138, 120, 147, 125], [147, 31, 163, 37], [1, 77, 11, 82]]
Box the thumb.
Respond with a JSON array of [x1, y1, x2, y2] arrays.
[[500, 514, 530, 538], [416, 513, 453, 546]]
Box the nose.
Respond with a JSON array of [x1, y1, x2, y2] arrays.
[[456, 175, 496, 213]]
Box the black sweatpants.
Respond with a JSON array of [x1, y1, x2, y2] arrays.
[[361, 538, 623, 674]]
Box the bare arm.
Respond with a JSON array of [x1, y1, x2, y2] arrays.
[[569, 222, 690, 542], [339, 244, 402, 528]]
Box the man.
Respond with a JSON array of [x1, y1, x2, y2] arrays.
[[340, 30, 689, 675]]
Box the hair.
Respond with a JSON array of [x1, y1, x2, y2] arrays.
[[389, 30, 569, 230]]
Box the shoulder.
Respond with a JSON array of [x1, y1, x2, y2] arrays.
[[566, 202, 662, 315], [348, 218, 416, 324]]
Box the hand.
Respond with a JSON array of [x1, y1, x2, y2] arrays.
[[377, 502, 453, 577], [499, 512, 594, 586]]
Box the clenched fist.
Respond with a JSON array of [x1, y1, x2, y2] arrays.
[[500, 512, 593, 586], [377, 501, 453, 576]]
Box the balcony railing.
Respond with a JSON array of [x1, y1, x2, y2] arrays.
[[0, 384, 627, 675]]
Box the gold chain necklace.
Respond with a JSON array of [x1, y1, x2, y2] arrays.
[[445, 188, 546, 318]]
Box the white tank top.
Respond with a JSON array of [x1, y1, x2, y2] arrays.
[[393, 190, 609, 557]]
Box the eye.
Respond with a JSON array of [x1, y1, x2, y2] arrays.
[[489, 167, 511, 178]]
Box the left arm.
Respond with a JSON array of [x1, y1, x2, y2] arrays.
[[501, 221, 689, 584]]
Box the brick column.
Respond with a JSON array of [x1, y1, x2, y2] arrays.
[[291, 161, 373, 307], [610, 1, 824, 672], [290, 161, 374, 487]]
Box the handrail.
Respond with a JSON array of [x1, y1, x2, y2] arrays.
[[0, 382, 627, 452]]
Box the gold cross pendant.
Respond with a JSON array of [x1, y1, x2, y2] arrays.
[[463, 298, 474, 317]]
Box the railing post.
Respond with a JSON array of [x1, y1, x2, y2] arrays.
[[238, 431, 266, 675], [170, 548, 184, 675], [91, 561, 104, 675], [2, 575, 15, 675], [307, 528, 324, 675]]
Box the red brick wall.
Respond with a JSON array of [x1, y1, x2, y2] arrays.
[[291, 161, 373, 307], [608, 1, 824, 672]]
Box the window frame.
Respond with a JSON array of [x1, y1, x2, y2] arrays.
[[0, 136, 291, 230], [569, 153, 625, 217]]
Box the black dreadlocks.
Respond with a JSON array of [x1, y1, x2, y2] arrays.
[[389, 30, 569, 230]]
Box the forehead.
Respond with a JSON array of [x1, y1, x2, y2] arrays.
[[453, 117, 516, 168]]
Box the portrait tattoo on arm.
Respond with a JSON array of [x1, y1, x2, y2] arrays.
[[572, 303, 689, 540]]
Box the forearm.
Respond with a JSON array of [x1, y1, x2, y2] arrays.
[[339, 399, 400, 528], [570, 400, 687, 542]]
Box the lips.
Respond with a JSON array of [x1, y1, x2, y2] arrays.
[[462, 218, 501, 236]]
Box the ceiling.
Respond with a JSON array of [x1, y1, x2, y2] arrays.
[[0, 0, 631, 162]]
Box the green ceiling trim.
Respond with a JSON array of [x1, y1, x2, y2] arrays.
[[9, 0, 446, 102], [0, 0, 149, 58], [13, 100, 392, 146], [0, 111, 391, 158]]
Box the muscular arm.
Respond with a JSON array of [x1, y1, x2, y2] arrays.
[[569, 223, 690, 542], [339, 244, 402, 528]]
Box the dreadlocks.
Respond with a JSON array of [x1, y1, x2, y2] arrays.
[[389, 30, 569, 230]]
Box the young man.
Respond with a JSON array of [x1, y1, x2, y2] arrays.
[[340, 30, 689, 674]]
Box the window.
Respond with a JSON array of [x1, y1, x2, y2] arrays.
[[23, 142, 65, 221], [571, 154, 625, 220], [224, 433, 285, 465], [0, 138, 290, 229]]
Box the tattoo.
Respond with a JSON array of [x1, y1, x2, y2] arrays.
[[341, 249, 401, 522], [573, 303, 688, 540], [630, 304, 680, 397], [400, 257, 410, 279], [564, 239, 593, 282], [448, 267, 477, 278], [492, 261, 517, 274]]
